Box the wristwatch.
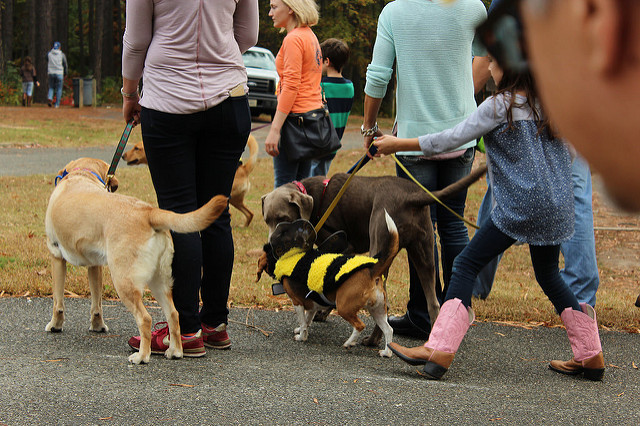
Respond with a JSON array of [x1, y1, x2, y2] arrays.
[[360, 122, 379, 137]]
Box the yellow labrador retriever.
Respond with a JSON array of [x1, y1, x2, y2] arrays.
[[45, 157, 227, 364]]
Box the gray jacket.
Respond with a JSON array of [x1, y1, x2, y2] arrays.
[[47, 49, 68, 75]]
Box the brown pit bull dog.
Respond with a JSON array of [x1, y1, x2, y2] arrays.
[[261, 164, 487, 344], [257, 211, 400, 357], [45, 157, 228, 364], [122, 134, 259, 227]]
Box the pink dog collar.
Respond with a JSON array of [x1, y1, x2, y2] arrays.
[[292, 181, 307, 194]]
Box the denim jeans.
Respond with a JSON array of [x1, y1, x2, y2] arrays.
[[47, 73, 63, 107], [396, 148, 475, 328], [140, 97, 251, 333], [273, 152, 312, 188], [472, 157, 600, 306], [448, 216, 581, 314], [310, 152, 336, 177]]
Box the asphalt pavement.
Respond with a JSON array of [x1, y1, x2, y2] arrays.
[[1, 118, 639, 424], [1, 297, 639, 425]]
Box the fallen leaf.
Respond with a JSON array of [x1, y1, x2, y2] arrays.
[[495, 332, 505, 337], [616, 392, 624, 397], [632, 362, 638, 369], [169, 383, 195, 388], [607, 363, 621, 369], [99, 417, 112, 420], [36, 269, 47, 276], [489, 418, 503, 422], [42, 358, 69, 362], [313, 398, 319, 404]]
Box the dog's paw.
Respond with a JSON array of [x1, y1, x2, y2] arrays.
[[89, 323, 109, 333], [128, 352, 150, 365], [294, 326, 301, 334], [164, 347, 183, 360], [45, 321, 63, 332], [361, 334, 381, 347], [378, 347, 393, 358], [294, 331, 308, 341], [342, 340, 358, 349]]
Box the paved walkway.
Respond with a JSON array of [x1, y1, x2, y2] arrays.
[[1, 297, 639, 424]]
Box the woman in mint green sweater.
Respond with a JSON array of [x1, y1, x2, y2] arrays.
[[362, 0, 487, 338]]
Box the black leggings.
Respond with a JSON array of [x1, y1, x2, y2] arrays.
[[141, 97, 251, 333]]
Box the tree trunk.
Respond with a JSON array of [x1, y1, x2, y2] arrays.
[[2, 0, 14, 63], [55, 0, 69, 54], [36, 0, 54, 103], [88, 0, 94, 73], [28, 0, 36, 60], [78, 0, 84, 74], [102, 0, 113, 77], [93, 0, 104, 91]]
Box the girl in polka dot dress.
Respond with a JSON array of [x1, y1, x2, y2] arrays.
[[373, 56, 605, 382]]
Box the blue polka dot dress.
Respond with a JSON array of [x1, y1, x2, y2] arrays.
[[418, 93, 574, 245]]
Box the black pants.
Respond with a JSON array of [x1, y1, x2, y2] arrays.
[[141, 97, 251, 333]]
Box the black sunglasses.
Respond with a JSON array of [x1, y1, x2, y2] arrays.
[[475, 0, 528, 72]]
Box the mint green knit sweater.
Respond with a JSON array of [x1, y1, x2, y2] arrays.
[[365, 0, 487, 155]]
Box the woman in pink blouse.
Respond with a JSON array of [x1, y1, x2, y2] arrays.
[[122, 0, 258, 358]]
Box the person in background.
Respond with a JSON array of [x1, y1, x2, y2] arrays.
[[264, 0, 323, 188], [375, 52, 605, 382], [310, 38, 354, 177], [46, 42, 67, 108], [122, 0, 259, 357], [19, 56, 39, 107], [362, 0, 487, 339], [472, 0, 600, 308]]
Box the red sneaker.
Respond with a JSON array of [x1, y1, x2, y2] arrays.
[[128, 322, 206, 358], [202, 323, 231, 349]]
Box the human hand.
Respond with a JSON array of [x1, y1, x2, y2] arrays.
[[122, 97, 141, 126], [363, 129, 383, 158], [372, 134, 401, 156], [36, 82, 40, 87], [265, 128, 280, 157]]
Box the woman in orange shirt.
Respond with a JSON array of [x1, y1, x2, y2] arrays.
[[265, 0, 323, 188]]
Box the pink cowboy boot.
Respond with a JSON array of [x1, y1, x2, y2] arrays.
[[388, 298, 474, 380], [549, 303, 605, 381]]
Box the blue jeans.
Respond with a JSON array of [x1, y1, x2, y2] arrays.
[[22, 82, 34, 96], [47, 74, 63, 107], [140, 96, 251, 333], [449, 216, 581, 314], [273, 152, 312, 188], [472, 157, 600, 306], [310, 152, 336, 177], [396, 148, 475, 328]]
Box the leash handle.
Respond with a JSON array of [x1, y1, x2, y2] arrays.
[[105, 119, 135, 191], [392, 154, 480, 230]]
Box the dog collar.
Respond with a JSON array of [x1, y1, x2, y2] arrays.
[[292, 181, 307, 195], [55, 168, 107, 187]]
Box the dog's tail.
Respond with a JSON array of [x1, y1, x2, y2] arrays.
[[407, 163, 487, 206], [243, 134, 259, 175], [148, 195, 228, 233], [370, 210, 400, 279]]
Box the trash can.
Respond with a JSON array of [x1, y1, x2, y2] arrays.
[[82, 78, 94, 106], [72, 77, 95, 107]]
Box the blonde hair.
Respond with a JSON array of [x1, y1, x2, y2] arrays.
[[282, 0, 319, 27]]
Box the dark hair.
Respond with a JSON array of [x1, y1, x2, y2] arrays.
[[495, 65, 554, 138], [320, 38, 349, 72], [22, 56, 33, 72]]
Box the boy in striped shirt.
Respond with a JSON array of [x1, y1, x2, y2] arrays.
[[311, 38, 354, 177]]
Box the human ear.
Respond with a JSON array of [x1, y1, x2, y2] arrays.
[[583, 0, 624, 75]]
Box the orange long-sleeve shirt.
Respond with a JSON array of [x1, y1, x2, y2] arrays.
[[275, 26, 323, 114]]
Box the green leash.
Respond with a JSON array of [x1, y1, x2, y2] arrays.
[[105, 119, 135, 191]]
